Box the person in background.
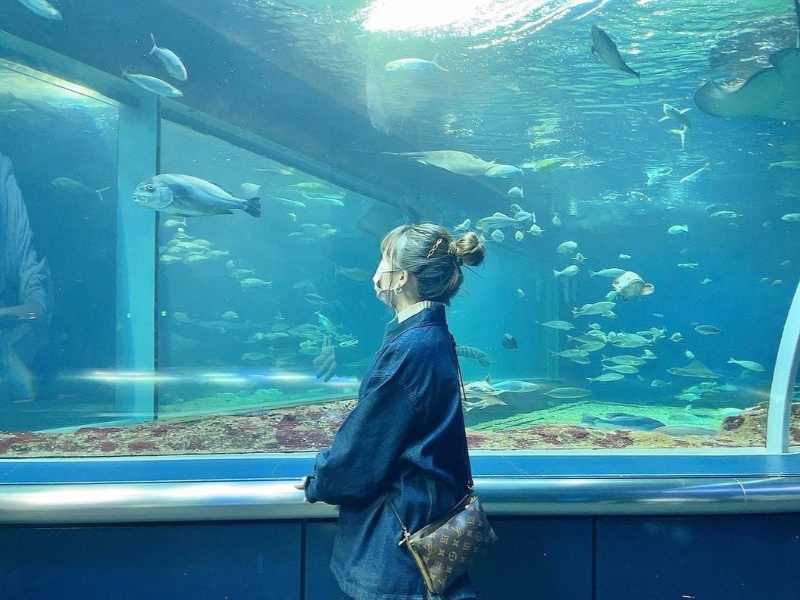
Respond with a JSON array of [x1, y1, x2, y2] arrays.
[[0, 151, 52, 402], [296, 222, 486, 600]]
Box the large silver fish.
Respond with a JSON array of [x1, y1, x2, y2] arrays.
[[133, 174, 261, 217], [590, 25, 640, 80]]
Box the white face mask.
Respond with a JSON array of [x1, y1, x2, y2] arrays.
[[373, 258, 400, 308]]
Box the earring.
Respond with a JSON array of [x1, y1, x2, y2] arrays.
[[393, 285, 403, 294]]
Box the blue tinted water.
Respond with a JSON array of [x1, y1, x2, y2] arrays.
[[0, 0, 798, 434]]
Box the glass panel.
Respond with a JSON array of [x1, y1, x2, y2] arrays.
[[0, 61, 121, 435], [155, 120, 370, 420], [2, 0, 799, 458]]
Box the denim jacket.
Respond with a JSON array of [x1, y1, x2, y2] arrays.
[[305, 304, 475, 600]]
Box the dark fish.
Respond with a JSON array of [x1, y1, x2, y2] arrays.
[[590, 25, 640, 80], [455, 345, 491, 367], [502, 333, 518, 349], [582, 412, 664, 431]]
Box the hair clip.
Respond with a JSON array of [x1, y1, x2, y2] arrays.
[[427, 238, 443, 259]]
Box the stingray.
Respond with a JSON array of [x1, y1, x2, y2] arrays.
[[695, 0, 800, 120], [694, 48, 800, 120], [666, 359, 721, 379], [384, 150, 496, 177]]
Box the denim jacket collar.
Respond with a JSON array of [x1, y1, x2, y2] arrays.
[[383, 302, 447, 342]]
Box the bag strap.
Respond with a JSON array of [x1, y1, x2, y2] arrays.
[[386, 494, 411, 546], [449, 334, 474, 492]]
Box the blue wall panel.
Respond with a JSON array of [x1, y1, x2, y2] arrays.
[[305, 521, 351, 600], [470, 518, 593, 600], [305, 517, 593, 600], [596, 515, 800, 600], [0, 522, 301, 600]]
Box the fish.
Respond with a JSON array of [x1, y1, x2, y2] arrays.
[[462, 395, 507, 412], [15, 0, 62, 20], [335, 266, 371, 282], [507, 186, 524, 199], [572, 301, 617, 318], [453, 219, 471, 232], [709, 211, 740, 219], [51, 177, 109, 202], [659, 104, 692, 129], [502, 333, 518, 349], [611, 271, 654, 301], [602, 355, 646, 367], [455, 345, 491, 367], [668, 126, 688, 151], [694, 48, 800, 121], [694, 324, 722, 335], [667, 224, 689, 235], [464, 376, 502, 396], [476, 212, 519, 230], [618, 254, 631, 260], [528, 223, 544, 236], [490, 230, 505, 242], [582, 412, 665, 431], [679, 162, 710, 184], [670, 333, 683, 342], [522, 153, 584, 172], [728, 358, 765, 372], [239, 277, 272, 289], [652, 426, 717, 436], [645, 166, 672, 186], [590, 25, 640, 80], [781, 213, 800, 222], [556, 241, 578, 254], [551, 213, 562, 227], [492, 380, 540, 393], [589, 268, 626, 278], [133, 174, 261, 217], [516, 288, 525, 298], [667, 359, 721, 379], [544, 387, 592, 399], [572, 253, 589, 263], [149, 34, 188, 81], [540, 320, 575, 331], [123, 72, 183, 97], [384, 150, 495, 177], [602, 364, 639, 374], [768, 160, 800, 169], [553, 265, 580, 278], [587, 373, 625, 383], [485, 164, 524, 178], [385, 55, 448, 72], [514, 230, 524, 242]]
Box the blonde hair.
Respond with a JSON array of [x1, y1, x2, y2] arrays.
[[380, 223, 485, 305]]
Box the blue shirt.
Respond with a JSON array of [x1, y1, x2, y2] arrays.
[[305, 304, 475, 600]]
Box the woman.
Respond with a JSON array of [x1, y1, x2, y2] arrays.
[[298, 223, 486, 600], [0, 151, 52, 402]]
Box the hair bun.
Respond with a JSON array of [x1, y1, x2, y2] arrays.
[[455, 231, 486, 267]]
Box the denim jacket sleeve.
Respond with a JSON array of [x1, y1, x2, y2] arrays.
[[305, 342, 420, 505]]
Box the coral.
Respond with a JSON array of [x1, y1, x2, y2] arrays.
[[0, 400, 795, 457]]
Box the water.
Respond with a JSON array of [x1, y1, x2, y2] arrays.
[[0, 0, 798, 452]]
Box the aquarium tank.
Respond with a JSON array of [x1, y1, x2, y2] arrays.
[[0, 0, 798, 458]]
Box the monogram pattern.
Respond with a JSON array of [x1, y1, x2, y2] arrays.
[[406, 496, 498, 595]]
